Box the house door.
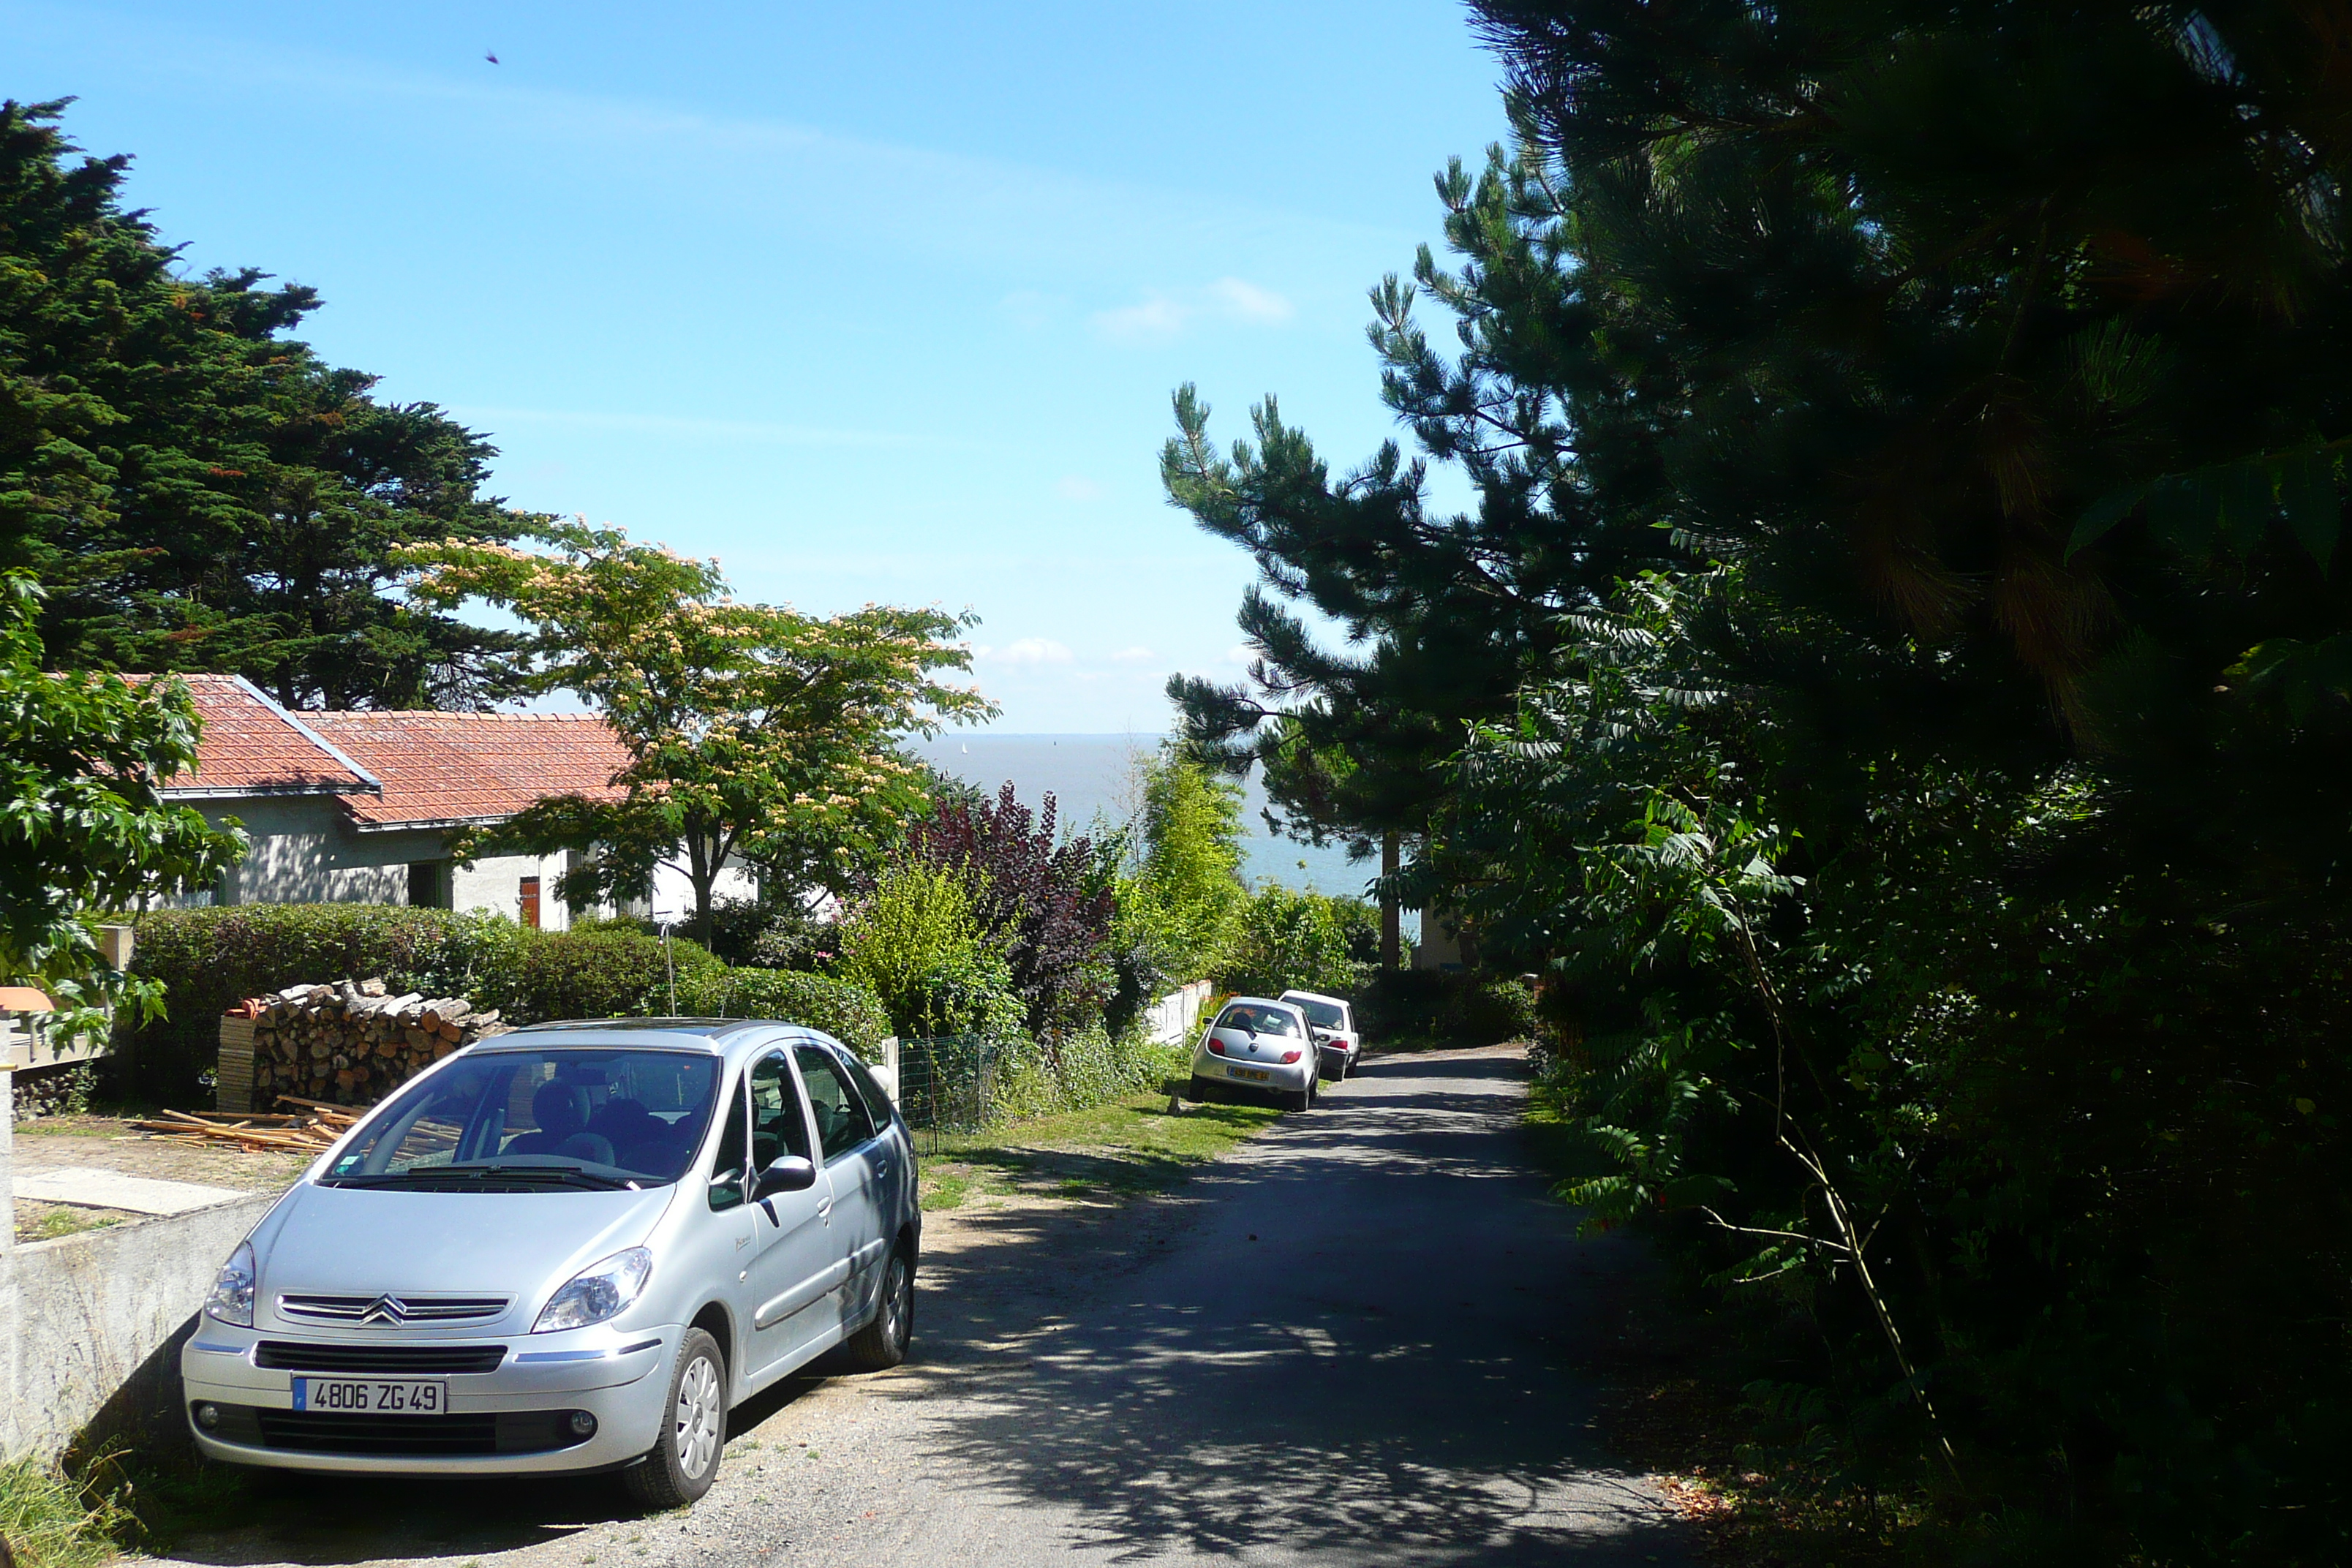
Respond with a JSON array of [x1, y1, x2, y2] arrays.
[[519, 876, 541, 928]]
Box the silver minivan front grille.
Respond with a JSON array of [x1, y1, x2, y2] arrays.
[[277, 1293, 510, 1327]]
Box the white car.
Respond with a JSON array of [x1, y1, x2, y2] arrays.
[[1187, 997, 1319, 1112], [1280, 990, 1361, 1079]]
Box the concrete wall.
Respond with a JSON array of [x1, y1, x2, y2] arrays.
[[0, 1066, 276, 1462], [1, 1193, 274, 1462]]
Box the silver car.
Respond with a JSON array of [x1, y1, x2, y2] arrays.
[[1279, 990, 1362, 1079], [1187, 996, 1319, 1111], [181, 1019, 920, 1509]]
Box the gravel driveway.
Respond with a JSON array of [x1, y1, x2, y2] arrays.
[[152, 1045, 1697, 1567]]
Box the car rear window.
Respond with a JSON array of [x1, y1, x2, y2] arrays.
[[1289, 998, 1347, 1029], [1214, 1003, 1300, 1037]]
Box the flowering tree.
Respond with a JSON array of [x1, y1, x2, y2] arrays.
[[402, 521, 995, 944]]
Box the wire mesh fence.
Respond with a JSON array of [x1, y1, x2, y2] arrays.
[[894, 1034, 1000, 1156]]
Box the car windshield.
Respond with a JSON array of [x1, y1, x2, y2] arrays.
[[1289, 998, 1347, 1030], [1215, 1003, 1300, 1037], [321, 1048, 721, 1189]]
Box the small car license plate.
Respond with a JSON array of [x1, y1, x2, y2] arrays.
[[1232, 1067, 1270, 1082], [291, 1376, 447, 1414]]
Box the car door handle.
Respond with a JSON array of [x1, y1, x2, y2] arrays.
[[817, 1197, 833, 1224], [873, 1160, 892, 1181]]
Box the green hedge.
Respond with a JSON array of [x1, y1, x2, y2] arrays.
[[118, 904, 891, 1103], [1355, 970, 1539, 1048], [506, 920, 726, 1022], [675, 967, 890, 1057], [127, 905, 513, 1026]]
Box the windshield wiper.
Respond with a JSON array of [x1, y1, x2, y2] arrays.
[[320, 1165, 634, 1191]]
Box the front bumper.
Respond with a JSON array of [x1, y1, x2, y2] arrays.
[[181, 1322, 679, 1475]]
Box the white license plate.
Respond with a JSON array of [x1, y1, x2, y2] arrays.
[[1231, 1067, 1270, 1082], [291, 1376, 448, 1414]]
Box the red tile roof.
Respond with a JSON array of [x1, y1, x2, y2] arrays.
[[301, 710, 633, 830], [157, 675, 379, 796]]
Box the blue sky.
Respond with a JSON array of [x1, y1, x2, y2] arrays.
[[11, 1, 1507, 731]]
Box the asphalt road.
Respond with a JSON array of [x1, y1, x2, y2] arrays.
[[160, 1046, 1698, 1568]]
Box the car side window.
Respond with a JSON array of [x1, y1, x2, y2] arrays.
[[793, 1045, 875, 1163], [836, 1049, 897, 1131], [707, 1075, 750, 1212], [749, 1050, 813, 1169]]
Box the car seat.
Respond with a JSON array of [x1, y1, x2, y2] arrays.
[[508, 1082, 591, 1154], [555, 1131, 617, 1166]]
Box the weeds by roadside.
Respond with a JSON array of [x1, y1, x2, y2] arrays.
[[1522, 1049, 1926, 1568], [12, 1205, 125, 1245], [0, 1455, 130, 1568], [919, 1090, 1282, 1209]]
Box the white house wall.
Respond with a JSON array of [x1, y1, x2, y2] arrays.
[[450, 852, 576, 932], [649, 858, 758, 924], [176, 799, 573, 930]]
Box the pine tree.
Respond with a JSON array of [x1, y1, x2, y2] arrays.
[[1166, 2, 2352, 1555]]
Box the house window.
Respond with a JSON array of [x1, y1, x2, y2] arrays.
[[407, 861, 451, 910], [519, 875, 542, 930]]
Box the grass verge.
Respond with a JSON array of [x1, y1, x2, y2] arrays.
[[918, 1090, 1284, 1209]]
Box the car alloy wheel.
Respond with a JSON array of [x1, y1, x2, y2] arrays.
[[625, 1327, 725, 1510], [674, 1348, 723, 1480]]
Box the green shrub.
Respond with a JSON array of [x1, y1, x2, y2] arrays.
[[743, 913, 842, 972], [991, 1022, 1182, 1122], [508, 923, 725, 1022], [1357, 970, 1537, 1048], [833, 867, 1024, 1041], [674, 967, 890, 1058], [1215, 885, 1367, 1001]]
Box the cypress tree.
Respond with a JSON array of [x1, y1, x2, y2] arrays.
[[1, 99, 532, 707]]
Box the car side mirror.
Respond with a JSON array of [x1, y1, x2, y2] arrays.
[[755, 1155, 817, 1198]]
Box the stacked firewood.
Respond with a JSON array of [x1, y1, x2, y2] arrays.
[[238, 978, 509, 1107]]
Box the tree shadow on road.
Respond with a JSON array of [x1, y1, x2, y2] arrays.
[[861, 1046, 1700, 1565]]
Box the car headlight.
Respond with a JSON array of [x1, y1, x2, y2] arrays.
[[532, 1247, 653, 1334], [206, 1240, 257, 1327]]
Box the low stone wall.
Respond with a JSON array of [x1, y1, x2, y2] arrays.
[[0, 1161, 274, 1461]]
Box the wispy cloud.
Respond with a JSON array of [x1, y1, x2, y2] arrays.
[[984, 637, 1077, 666], [1109, 646, 1158, 663], [1090, 278, 1297, 347]]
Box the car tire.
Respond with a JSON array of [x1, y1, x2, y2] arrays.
[[842, 1246, 913, 1371], [1284, 1083, 1313, 1112], [1187, 1074, 1218, 1104], [625, 1328, 726, 1512]]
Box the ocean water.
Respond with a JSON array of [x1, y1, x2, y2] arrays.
[[907, 733, 1394, 911]]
